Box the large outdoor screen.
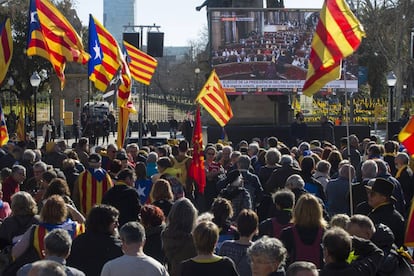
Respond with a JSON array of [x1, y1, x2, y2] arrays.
[[209, 8, 359, 95]]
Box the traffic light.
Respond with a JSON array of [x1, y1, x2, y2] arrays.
[[75, 98, 81, 108]]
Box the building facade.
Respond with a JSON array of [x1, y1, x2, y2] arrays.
[[103, 0, 136, 43]]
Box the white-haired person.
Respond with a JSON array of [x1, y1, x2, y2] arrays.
[[247, 236, 287, 276]]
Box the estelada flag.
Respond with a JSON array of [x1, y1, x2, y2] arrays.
[[195, 70, 233, 127], [0, 18, 12, 85], [0, 103, 8, 146], [88, 15, 122, 93], [302, 0, 365, 96], [398, 116, 414, 155], [188, 105, 206, 194], [27, 0, 89, 89]]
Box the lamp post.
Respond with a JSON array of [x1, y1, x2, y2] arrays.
[[7, 77, 13, 112], [30, 71, 41, 147], [194, 68, 200, 98], [386, 71, 397, 122], [48, 89, 52, 122]]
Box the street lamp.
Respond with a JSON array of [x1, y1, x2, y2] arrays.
[[7, 77, 13, 112], [194, 68, 200, 98], [30, 71, 41, 147], [386, 71, 397, 122]]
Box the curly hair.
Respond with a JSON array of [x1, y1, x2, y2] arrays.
[[140, 204, 165, 227]]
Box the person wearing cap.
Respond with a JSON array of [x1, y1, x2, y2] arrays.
[[72, 153, 113, 215], [365, 178, 405, 247]]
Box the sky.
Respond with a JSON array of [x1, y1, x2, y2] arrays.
[[75, 0, 324, 46]]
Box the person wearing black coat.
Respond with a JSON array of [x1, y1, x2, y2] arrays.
[[365, 178, 405, 247], [320, 228, 383, 276], [265, 155, 301, 193], [101, 169, 141, 226], [67, 205, 123, 276]]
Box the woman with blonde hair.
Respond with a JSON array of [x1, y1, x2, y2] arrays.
[[150, 178, 174, 217], [0, 192, 40, 250], [280, 194, 327, 268]]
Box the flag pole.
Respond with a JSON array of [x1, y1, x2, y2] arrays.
[[343, 60, 354, 216]]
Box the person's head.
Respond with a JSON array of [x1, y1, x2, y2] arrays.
[[86, 204, 120, 235], [147, 152, 158, 163], [322, 227, 352, 264], [230, 150, 241, 165], [211, 197, 233, 226], [280, 154, 294, 166], [247, 236, 287, 276], [395, 152, 410, 170], [140, 204, 165, 228], [106, 144, 118, 160], [119, 221, 146, 248], [11, 191, 38, 216], [43, 178, 71, 200], [167, 198, 198, 234], [126, 143, 139, 158], [204, 146, 217, 162], [361, 159, 378, 179], [326, 150, 343, 169], [300, 156, 315, 175], [265, 148, 281, 166], [338, 163, 355, 180], [368, 144, 381, 158], [77, 137, 89, 151], [44, 228, 72, 258], [236, 209, 258, 238], [222, 145, 233, 160], [40, 195, 67, 224], [247, 143, 260, 158], [156, 157, 172, 172], [178, 140, 189, 154], [22, 149, 36, 164], [27, 260, 66, 276], [117, 168, 135, 186], [315, 160, 331, 175], [346, 214, 375, 240], [292, 194, 327, 228], [267, 136, 278, 148], [329, 214, 350, 229], [273, 189, 295, 210], [150, 179, 174, 202], [365, 178, 395, 208], [192, 221, 219, 255], [11, 164, 26, 183], [286, 261, 318, 276], [133, 162, 147, 180], [88, 153, 102, 169], [285, 174, 305, 190], [237, 155, 251, 170]]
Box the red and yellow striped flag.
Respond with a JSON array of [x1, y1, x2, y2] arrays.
[[27, 0, 89, 89], [117, 101, 137, 149], [399, 116, 414, 156], [123, 41, 157, 85], [0, 103, 8, 147], [17, 105, 25, 142], [117, 46, 132, 107], [195, 70, 233, 127], [302, 0, 365, 96], [188, 105, 206, 194], [88, 15, 122, 92], [0, 18, 12, 85]]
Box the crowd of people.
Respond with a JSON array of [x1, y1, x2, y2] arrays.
[[0, 128, 413, 275]]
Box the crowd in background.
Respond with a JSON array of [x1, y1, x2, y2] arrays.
[[0, 128, 413, 275]]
